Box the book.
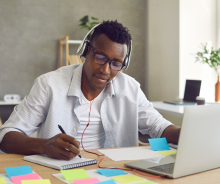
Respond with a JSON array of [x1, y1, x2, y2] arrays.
[[0, 117, 2, 127], [23, 155, 97, 170]]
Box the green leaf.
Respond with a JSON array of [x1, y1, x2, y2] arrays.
[[91, 17, 98, 20], [79, 15, 89, 24]]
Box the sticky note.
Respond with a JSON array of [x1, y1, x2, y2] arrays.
[[110, 175, 146, 183], [73, 178, 101, 184], [138, 182, 155, 184], [5, 166, 33, 179], [60, 169, 90, 182], [148, 137, 171, 151], [21, 179, 51, 184], [11, 173, 41, 184], [96, 180, 116, 184], [158, 150, 177, 156], [0, 178, 6, 184], [97, 169, 127, 177]]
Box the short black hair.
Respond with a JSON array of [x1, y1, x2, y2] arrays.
[[90, 20, 132, 46]]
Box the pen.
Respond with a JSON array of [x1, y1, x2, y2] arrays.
[[58, 125, 81, 158]]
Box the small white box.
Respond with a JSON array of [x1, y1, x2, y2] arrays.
[[4, 94, 21, 102]]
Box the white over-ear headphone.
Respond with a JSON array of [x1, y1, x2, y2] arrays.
[[77, 24, 132, 70]]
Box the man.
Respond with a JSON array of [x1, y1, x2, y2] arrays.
[[0, 20, 180, 160]]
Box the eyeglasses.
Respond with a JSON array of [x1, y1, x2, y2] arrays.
[[88, 43, 123, 71]]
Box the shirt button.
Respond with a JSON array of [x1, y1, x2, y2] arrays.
[[73, 128, 77, 132]]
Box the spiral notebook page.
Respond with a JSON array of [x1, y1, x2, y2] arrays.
[[24, 155, 96, 170]]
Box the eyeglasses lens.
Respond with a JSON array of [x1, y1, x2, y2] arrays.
[[111, 61, 122, 71], [95, 54, 122, 71]]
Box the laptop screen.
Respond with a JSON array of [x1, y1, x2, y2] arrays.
[[183, 80, 201, 102]]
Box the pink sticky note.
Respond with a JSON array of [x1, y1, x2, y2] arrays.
[[11, 173, 41, 184], [73, 178, 101, 184]]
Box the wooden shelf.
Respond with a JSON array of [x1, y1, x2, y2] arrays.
[[60, 36, 82, 67], [0, 100, 21, 105], [61, 40, 82, 44]]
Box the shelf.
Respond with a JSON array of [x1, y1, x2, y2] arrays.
[[60, 36, 83, 67], [0, 100, 21, 105], [61, 40, 82, 44]]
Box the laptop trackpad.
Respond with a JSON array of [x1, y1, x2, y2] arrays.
[[142, 155, 176, 168]]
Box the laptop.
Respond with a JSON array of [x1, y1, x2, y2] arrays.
[[125, 104, 220, 178], [164, 80, 201, 105]]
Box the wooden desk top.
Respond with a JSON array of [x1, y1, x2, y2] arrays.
[[1, 148, 220, 184]]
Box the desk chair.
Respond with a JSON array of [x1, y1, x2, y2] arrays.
[[139, 132, 150, 146]]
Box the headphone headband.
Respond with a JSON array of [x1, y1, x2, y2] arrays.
[[77, 24, 132, 70]]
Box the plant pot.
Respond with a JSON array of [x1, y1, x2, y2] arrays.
[[215, 75, 220, 102]]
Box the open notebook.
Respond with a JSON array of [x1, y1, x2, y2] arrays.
[[24, 155, 97, 170]]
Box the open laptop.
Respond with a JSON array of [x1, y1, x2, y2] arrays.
[[164, 80, 201, 105], [125, 104, 220, 178]]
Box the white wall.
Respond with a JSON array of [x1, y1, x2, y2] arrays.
[[179, 0, 217, 101], [146, 0, 217, 102], [146, 0, 179, 101]]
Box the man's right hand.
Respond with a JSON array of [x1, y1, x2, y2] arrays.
[[0, 132, 80, 161], [43, 133, 81, 160]]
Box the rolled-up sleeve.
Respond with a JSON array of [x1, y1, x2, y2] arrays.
[[0, 76, 49, 144], [138, 89, 173, 138]]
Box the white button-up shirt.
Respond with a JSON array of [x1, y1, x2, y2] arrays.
[[0, 64, 172, 149]]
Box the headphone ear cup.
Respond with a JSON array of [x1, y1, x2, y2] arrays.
[[123, 55, 128, 69], [81, 42, 89, 57]]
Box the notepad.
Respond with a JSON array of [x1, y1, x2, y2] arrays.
[[23, 155, 97, 170]]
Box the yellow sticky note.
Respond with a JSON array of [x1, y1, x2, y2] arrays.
[[138, 181, 155, 184], [60, 169, 90, 182], [0, 178, 6, 184], [21, 179, 51, 184], [110, 175, 146, 183], [158, 150, 177, 156]]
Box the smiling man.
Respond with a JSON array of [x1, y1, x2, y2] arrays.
[[0, 20, 180, 160]]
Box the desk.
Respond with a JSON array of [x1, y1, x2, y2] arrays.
[[1, 148, 220, 184], [152, 101, 187, 117]]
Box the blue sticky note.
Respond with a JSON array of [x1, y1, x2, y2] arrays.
[[5, 166, 33, 179], [95, 180, 116, 184], [97, 169, 127, 177], [148, 137, 171, 151]]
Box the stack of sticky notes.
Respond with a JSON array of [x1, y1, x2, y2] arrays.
[[4, 166, 51, 184], [0, 175, 6, 184], [148, 137, 177, 156], [58, 168, 157, 184], [61, 168, 91, 183], [97, 169, 127, 177]]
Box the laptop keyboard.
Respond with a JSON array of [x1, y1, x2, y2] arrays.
[[148, 163, 174, 174]]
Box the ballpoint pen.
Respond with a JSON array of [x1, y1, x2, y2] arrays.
[[58, 125, 81, 158]]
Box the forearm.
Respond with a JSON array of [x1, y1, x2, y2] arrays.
[[161, 125, 180, 144], [0, 131, 46, 155]]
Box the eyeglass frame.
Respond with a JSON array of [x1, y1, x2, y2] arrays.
[[88, 43, 124, 71]]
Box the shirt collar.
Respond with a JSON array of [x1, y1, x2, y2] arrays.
[[67, 63, 116, 98]]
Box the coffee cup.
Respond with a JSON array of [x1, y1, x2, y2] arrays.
[[196, 96, 205, 105]]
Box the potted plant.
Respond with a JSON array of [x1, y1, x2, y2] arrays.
[[79, 15, 100, 31], [196, 43, 220, 101]]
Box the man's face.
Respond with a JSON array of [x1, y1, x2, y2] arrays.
[[84, 34, 127, 90]]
